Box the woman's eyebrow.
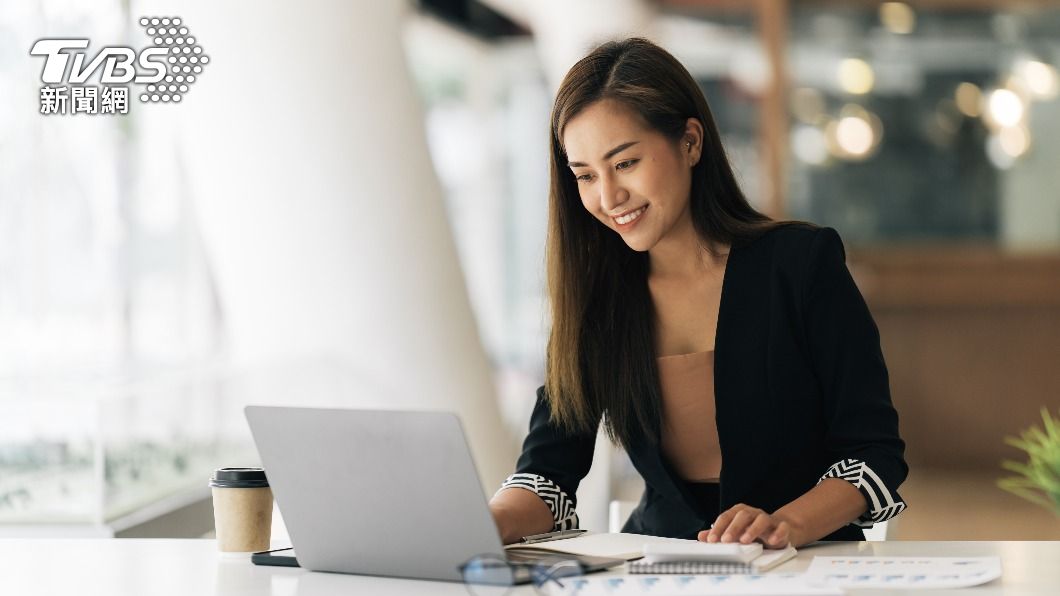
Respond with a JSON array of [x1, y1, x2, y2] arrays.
[[567, 141, 640, 168]]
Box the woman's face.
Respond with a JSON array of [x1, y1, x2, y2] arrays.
[[562, 99, 699, 253]]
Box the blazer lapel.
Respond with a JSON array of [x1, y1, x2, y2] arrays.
[[627, 441, 702, 517], [714, 235, 776, 509]]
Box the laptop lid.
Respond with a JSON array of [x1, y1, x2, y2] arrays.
[[244, 405, 503, 581]]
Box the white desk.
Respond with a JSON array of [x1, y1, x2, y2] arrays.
[[0, 539, 1057, 595]]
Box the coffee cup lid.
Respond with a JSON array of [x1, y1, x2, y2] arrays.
[[210, 467, 269, 489]]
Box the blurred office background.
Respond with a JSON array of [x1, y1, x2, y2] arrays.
[[1, 0, 1058, 540]]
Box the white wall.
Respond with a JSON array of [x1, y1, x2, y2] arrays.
[[1001, 97, 1060, 250]]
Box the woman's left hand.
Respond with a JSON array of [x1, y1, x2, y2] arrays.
[[697, 503, 793, 549]]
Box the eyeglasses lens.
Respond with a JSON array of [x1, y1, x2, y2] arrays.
[[461, 556, 516, 596]]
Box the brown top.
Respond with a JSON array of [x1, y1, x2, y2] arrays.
[[657, 349, 722, 482]]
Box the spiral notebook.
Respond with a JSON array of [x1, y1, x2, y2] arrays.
[[627, 543, 798, 574]]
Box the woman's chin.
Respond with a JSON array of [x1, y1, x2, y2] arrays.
[[620, 235, 654, 252]]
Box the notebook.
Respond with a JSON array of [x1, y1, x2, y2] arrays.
[[628, 542, 799, 574], [501, 533, 797, 574], [503, 532, 659, 561]]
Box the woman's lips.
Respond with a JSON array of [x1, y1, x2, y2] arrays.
[[613, 205, 648, 231]]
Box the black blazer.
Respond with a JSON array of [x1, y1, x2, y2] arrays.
[[507, 224, 908, 541]]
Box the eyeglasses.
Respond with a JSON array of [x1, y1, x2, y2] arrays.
[[459, 554, 586, 596]]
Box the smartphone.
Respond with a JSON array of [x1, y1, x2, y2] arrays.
[[251, 547, 300, 567]]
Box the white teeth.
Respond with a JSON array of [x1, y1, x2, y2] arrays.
[[615, 206, 646, 225]]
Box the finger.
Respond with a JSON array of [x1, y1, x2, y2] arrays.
[[707, 507, 741, 542], [740, 513, 775, 544], [731, 510, 767, 542], [765, 521, 791, 549], [721, 510, 758, 542]]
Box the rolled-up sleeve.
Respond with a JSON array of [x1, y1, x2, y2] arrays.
[[803, 227, 908, 527], [495, 385, 597, 531]]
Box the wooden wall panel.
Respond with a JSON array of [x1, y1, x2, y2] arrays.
[[848, 249, 1060, 470]]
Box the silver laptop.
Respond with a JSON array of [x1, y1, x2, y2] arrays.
[[244, 405, 620, 582]]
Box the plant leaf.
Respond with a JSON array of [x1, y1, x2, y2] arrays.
[[998, 408, 1060, 516]]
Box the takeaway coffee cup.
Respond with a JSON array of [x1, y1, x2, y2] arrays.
[[210, 467, 273, 553]]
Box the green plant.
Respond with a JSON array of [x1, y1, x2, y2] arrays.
[[998, 407, 1060, 515]]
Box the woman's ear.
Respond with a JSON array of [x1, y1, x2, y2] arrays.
[[684, 117, 704, 167]]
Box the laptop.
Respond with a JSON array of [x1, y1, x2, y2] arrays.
[[244, 405, 623, 583]]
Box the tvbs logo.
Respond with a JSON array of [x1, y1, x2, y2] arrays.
[[31, 16, 208, 115], [31, 39, 168, 85]]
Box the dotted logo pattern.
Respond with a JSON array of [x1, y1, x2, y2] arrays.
[[137, 17, 208, 103]]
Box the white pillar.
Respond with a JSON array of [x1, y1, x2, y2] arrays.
[[157, 0, 514, 490], [480, 0, 657, 92]]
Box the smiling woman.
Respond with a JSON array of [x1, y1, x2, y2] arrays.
[[564, 100, 697, 253], [488, 38, 908, 550]]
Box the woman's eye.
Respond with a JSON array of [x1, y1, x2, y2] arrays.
[[574, 173, 593, 183], [616, 159, 638, 171]]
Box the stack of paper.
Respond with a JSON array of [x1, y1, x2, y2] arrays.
[[542, 573, 843, 595], [804, 556, 1002, 589]]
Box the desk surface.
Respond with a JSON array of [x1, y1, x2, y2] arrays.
[[0, 539, 1056, 595]]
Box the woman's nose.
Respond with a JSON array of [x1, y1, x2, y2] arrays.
[[599, 174, 629, 213]]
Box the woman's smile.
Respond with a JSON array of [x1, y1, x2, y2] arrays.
[[613, 204, 648, 229]]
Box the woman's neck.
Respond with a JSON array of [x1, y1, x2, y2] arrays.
[[648, 213, 726, 279]]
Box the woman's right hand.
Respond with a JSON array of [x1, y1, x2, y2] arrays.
[[488, 488, 555, 545]]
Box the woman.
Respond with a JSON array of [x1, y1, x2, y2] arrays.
[[489, 38, 907, 548]]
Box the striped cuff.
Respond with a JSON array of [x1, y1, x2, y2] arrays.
[[497, 473, 580, 531], [818, 459, 907, 528]]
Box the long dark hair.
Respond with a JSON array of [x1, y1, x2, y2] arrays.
[[544, 37, 811, 450]]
